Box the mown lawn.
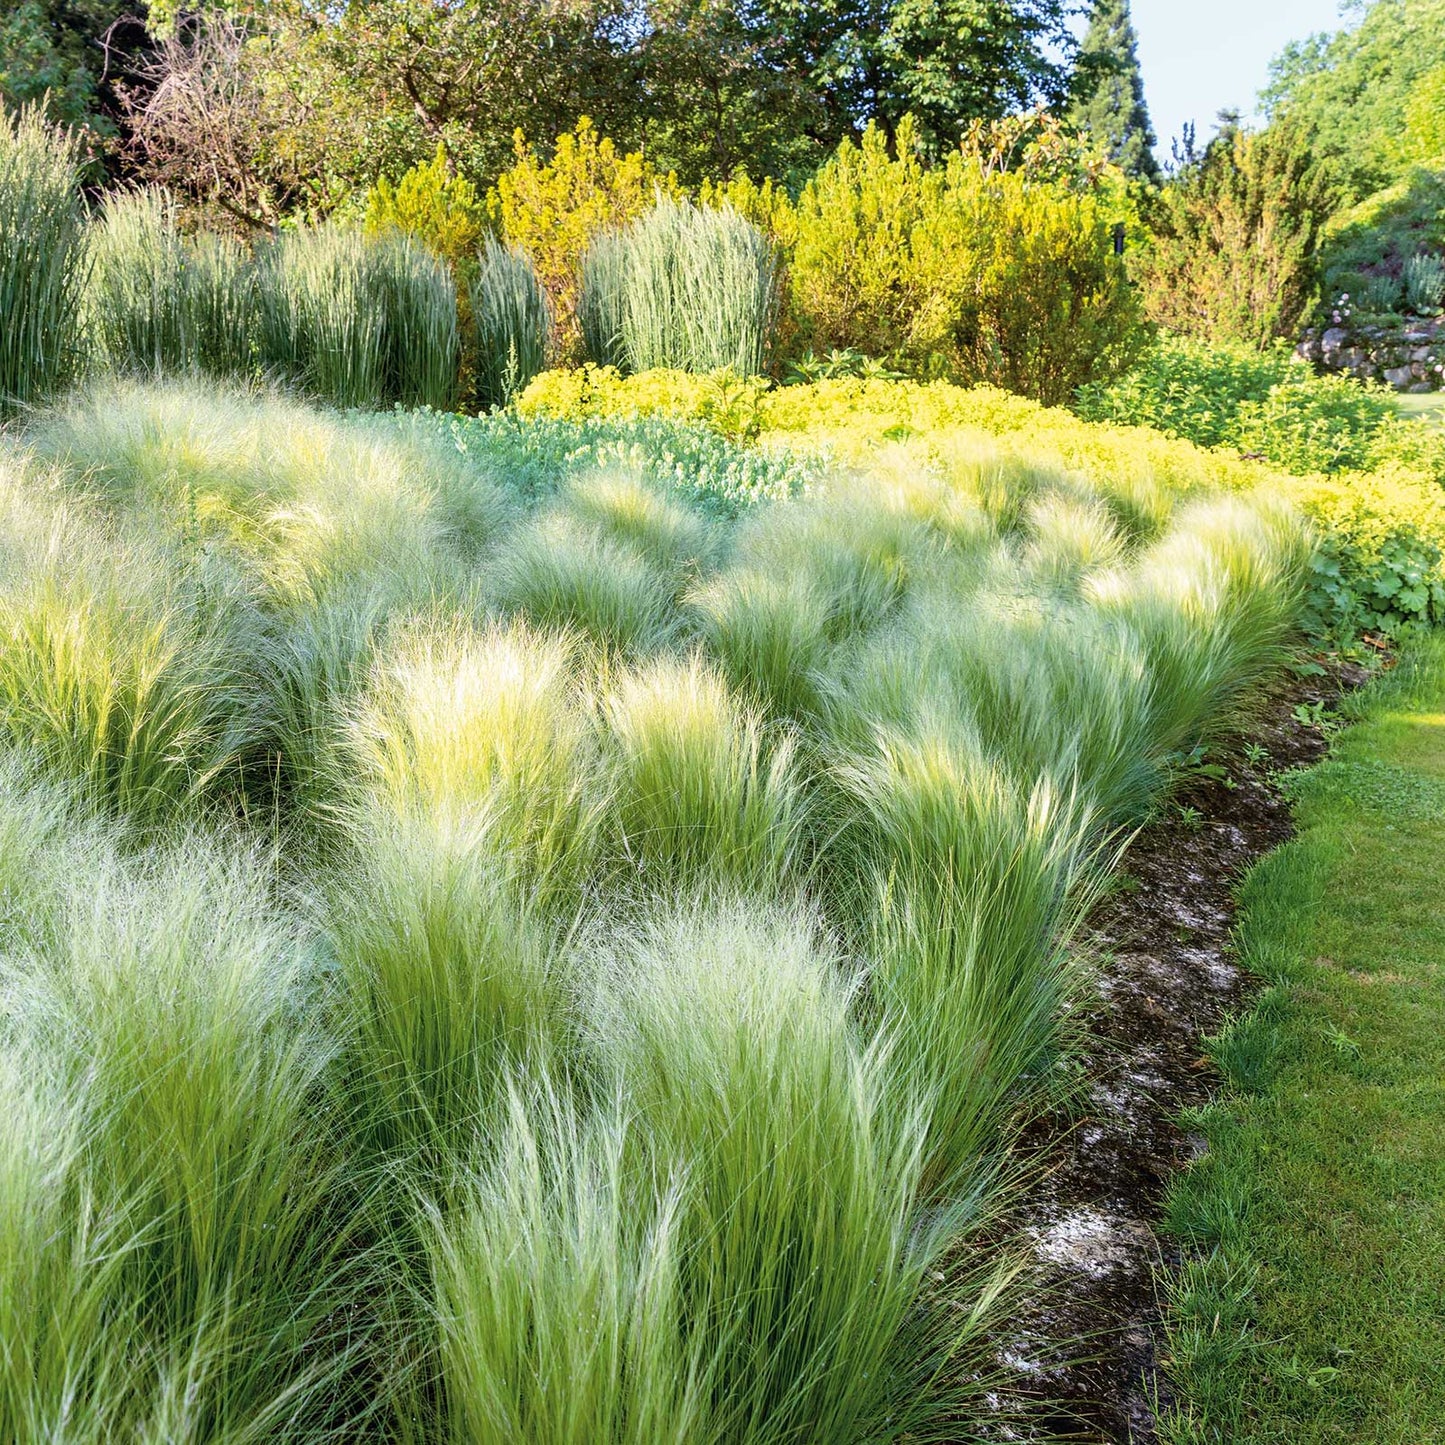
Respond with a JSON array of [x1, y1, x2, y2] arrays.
[[1164, 636, 1445, 1443], [1395, 392, 1445, 430]]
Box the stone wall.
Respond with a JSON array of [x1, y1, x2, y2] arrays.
[[1297, 315, 1445, 392]]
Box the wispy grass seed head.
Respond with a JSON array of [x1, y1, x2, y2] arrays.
[[602, 652, 803, 894]]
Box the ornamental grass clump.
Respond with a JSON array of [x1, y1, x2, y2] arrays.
[[582, 196, 779, 375], [87, 188, 192, 378], [328, 815, 573, 1164], [489, 508, 682, 656], [601, 653, 803, 893], [582, 897, 985, 1443], [348, 616, 603, 907], [422, 1084, 707, 1445], [86, 192, 259, 381], [472, 236, 550, 408], [1087, 494, 1311, 758], [0, 465, 263, 825], [688, 566, 835, 722], [0, 106, 88, 409], [0, 817, 357, 1439], [831, 712, 1095, 1190], [257, 227, 458, 410]]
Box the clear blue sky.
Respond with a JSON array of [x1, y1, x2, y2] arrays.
[[1114, 0, 1352, 158]]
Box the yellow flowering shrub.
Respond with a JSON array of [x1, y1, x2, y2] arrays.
[[364, 144, 488, 280], [697, 173, 798, 249], [787, 118, 1146, 404], [517, 365, 770, 441], [489, 120, 680, 358]]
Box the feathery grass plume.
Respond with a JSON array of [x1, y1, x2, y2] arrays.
[[601, 653, 803, 893], [932, 438, 1054, 536], [0, 1052, 139, 1445], [0, 466, 264, 825], [423, 1083, 709, 1445], [0, 106, 87, 410], [2, 832, 361, 1439], [1088, 463, 1179, 547], [472, 235, 549, 409], [26, 380, 476, 609], [562, 470, 716, 585], [1022, 489, 1126, 592], [25, 376, 303, 515], [865, 594, 1165, 826], [0, 751, 103, 953], [832, 711, 1094, 1189], [688, 566, 834, 721], [1087, 494, 1310, 759], [251, 430, 460, 610], [375, 229, 460, 410], [256, 589, 388, 823], [587, 896, 997, 1442], [489, 509, 680, 656], [859, 445, 998, 553], [581, 196, 780, 375], [376, 409, 516, 558], [86, 188, 192, 378], [329, 813, 571, 1164], [930, 433, 1176, 548], [350, 615, 603, 907], [727, 485, 932, 644]]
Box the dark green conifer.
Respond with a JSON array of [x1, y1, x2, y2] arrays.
[[1068, 0, 1160, 181]]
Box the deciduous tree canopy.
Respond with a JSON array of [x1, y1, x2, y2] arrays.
[[1264, 0, 1445, 203]]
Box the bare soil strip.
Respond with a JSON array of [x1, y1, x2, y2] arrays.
[[986, 661, 1365, 1443]]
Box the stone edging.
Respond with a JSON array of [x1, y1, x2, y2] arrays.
[[1297, 314, 1445, 393]]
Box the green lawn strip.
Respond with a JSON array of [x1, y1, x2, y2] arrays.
[[1161, 635, 1445, 1445], [1395, 393, 1445, 431]]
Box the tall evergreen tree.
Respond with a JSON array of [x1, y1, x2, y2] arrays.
[[1068, 0, 1159, 180]]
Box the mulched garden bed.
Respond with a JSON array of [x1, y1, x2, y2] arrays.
[[982, 656, 1370, 1442]]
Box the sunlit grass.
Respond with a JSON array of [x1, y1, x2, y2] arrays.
[[0, 786, 359, 1439], [601, 652, 803, 893], [0, 376, 1314, 1442], [0, 107, 87, 409], [348, 614, 604, 906]]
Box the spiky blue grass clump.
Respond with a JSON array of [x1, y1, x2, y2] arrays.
[[257, 226, 458, 410], [472, 237, 550, 409], [582, 197, 780, 376], [0, 106, 88, 409]]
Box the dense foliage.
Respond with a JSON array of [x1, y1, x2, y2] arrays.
[[1318, 166, 1445, 311], [519, 363, 1445, 641], [1134, 119, 1335, 347], [0, 373, 1308, 1438], [1073, 337, 1435, 476], [64, 0, 1083, 217], [0, 0, 147, 158], [788, 117, 1144, 402], [1066, 0, 1158, 181], [1264, 0, 1445, 203]]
